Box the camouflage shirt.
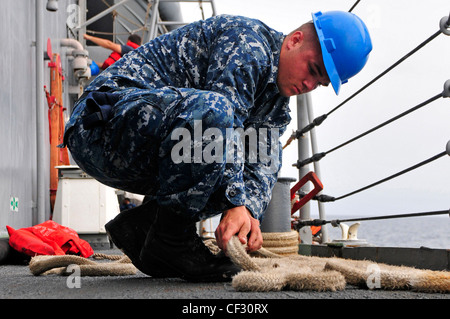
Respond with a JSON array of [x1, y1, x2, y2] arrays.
[[70, 14, 291, 220]]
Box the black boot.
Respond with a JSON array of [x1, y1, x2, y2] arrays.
[[105, 198, 176, 277], [139, 208, 241, 282]]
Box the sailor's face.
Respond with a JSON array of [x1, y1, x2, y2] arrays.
[[277, 31, 329, 97]]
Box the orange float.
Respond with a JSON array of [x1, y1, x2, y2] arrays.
[[45, 46, 70, 213]]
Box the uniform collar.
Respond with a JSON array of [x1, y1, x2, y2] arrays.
[[267, 34, 286, 90]]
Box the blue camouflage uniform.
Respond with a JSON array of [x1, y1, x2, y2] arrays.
[[63, 14, 291, 223]]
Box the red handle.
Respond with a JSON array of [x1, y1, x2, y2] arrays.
[[290, 171, 323, 214]]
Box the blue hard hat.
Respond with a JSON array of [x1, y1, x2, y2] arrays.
[[90, 60, 100, 76], [312, 11, 372, 95]]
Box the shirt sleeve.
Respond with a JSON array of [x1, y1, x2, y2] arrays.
[[203, 27, 282, 220], [242, 124, 285, 220], [120, 45, 133, 56]]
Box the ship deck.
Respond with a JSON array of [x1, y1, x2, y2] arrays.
[[1, 247, 448, 305]]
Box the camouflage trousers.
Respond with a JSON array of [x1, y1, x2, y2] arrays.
[[64, 86, 243, 222]]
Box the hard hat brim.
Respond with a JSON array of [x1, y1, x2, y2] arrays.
[[312, 12, 342, 95]]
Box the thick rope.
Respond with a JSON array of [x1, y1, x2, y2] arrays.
[[27, 235, 450, 293], [324, 258, 450, 293], [261, 231, 299, 256], [91, 253, 127, 261], [227, 236, 346, 292], [226, 235, 450, 293], [29, 254, 136, 276]]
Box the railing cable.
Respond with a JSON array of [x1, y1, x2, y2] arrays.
[[294, 91, 445, 168], [331, 150, 447, 202], [294, 209, 449, 228], [348, 0, 361, 13], [325, 30, 442, 118], [295, 146, 449, 203], [283, 14, 450, 148]]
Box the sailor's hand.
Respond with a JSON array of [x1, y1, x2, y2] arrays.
[[215, 206, 263, 253]]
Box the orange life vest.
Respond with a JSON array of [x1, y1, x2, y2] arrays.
[[311, 225, 322, 236], [102, 40, 140, 70], [7, 220, 93, 258]]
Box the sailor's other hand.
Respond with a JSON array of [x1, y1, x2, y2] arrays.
[[215, 206, 263, 253]]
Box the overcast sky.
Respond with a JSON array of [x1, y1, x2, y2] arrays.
[[181, 0, 450, 219]]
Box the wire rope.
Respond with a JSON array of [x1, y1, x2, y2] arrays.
[[294, 209, 449, 228], [284, 27, 446, 146], [294, 92, 444, 168], [295, 150, 448, 203], [348, 0, 361, 13]]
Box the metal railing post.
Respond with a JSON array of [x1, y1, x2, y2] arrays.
[[305, 93, 329, 243], [296, 94, 312, 244]]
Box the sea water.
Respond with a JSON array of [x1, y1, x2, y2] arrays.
[[323, 215, 449, 249], [205, 215, 449, 249]]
